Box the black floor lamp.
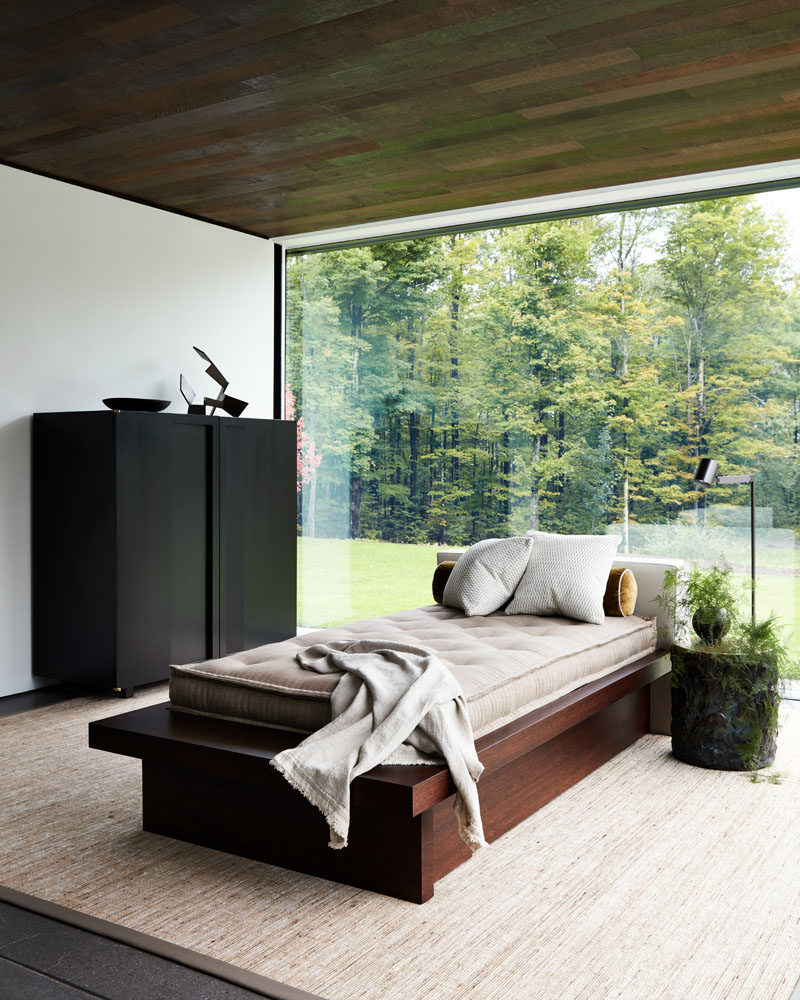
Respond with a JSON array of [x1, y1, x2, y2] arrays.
[[692, 458, 756, 623]]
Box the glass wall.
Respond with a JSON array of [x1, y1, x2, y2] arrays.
[[286, 193, 800, 678]]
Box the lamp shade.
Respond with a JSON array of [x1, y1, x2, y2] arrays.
[[693, 458, 718, 489]]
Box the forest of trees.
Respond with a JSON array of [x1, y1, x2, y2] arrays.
[[286, 195, 800, 550]]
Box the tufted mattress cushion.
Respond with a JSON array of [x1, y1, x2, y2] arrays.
[[170, 606, 657, 739]]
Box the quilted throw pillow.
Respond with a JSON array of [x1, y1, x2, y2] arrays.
[[442, 536, 533, 617], [506, 531, 621, 625]]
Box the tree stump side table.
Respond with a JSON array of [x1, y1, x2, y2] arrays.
[[670, 644, 779, 771]]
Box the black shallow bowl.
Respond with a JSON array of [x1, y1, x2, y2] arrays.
[[102, 397, 170, 412]]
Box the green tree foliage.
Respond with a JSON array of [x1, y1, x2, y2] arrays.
[[659, 199, 791, 508], [286, 194, 796, 547]]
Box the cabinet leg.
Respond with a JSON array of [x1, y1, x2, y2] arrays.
[[114, 687, 134, 699]]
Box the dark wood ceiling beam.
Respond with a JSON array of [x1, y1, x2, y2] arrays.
[[587, 35, 800, 93], [0, 2, 120, 35], [0, 5, 544, 142], [94, 138, 383, 189], [168, 74, 800, 214], [80, 73, 800, 219], [633, 5, 800, 60], [294, 63, 796, 166], [520, 55, 800, 119], [88, 3, 200, 45], [2, 0, 799, 237], [0, 8, 248, 101], [3, 13, 783, 164], [547, 0, 789, 49], [36, 79, 794, 212]]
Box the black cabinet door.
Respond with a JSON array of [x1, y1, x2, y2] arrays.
[[31, 412, 117, 687], [115, 413, 216, 686], [219, 418, 296, 653]]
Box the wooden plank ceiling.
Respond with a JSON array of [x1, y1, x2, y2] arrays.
[[1, 0, 800, 239]]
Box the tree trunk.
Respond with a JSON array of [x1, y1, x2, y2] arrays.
[[555, 410, 566, 502], [307, 467, 318, 538], [350, 475, 362, 538], [409, 410, 420, 505], [501, 430, 511, 524], [622, 474, 629, 553], [529, 435, 541, 530], [696, 355, 705, 451], [449, 271, 461, 485], [694, 355, 706, 526]]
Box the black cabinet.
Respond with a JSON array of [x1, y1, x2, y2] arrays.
[[32, 411, 296, 693]]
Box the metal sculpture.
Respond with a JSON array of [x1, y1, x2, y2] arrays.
[[180, 347, 249, 417]]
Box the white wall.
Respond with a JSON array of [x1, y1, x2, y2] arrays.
[[0, 165, 275, 697]]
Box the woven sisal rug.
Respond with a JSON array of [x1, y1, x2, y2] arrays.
[[1, 687, 799, 1000]]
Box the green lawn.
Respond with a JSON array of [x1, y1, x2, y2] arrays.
[[298, 537, 439, 627], [740, 572, 800, 679], [298, 538, 800, 679]]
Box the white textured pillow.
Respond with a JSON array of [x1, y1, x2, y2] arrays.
[[443, 536, 533, 617], [506, 531, 621, 624]]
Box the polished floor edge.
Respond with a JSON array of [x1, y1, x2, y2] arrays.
[[0, 884, 324, 1000]]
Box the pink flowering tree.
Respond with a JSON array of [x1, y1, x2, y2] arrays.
[[285, 386, 321, 494]]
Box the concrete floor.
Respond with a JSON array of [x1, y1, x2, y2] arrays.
[[0, 900, 277, 1000]]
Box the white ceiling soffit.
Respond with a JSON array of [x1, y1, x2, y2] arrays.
[[276, 157, 800, 252]]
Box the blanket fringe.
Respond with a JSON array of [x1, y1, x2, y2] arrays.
[[455, 794, 489, 852]]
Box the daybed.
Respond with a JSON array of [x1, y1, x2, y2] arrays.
[[89, 552, 682, 903]]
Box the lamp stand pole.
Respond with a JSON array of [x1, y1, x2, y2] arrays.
[[750, 478, 756, 623]]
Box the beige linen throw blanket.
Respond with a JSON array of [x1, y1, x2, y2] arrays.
[[271, 639, 488, 852]]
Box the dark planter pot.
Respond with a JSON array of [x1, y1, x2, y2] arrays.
[[670, 645, 779, 771], [691, 606, 730, 645]]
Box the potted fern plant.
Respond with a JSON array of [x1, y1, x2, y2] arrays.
[[660, 563, 786, 771], [684, 564, 738, 644]]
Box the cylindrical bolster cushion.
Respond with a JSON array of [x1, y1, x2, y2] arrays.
[[434, 560, 638, 616], [603, 567, 638, 616], [433, 560, 457, 604]]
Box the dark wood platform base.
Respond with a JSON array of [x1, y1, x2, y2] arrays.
[[89, 651, 669, 903]]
